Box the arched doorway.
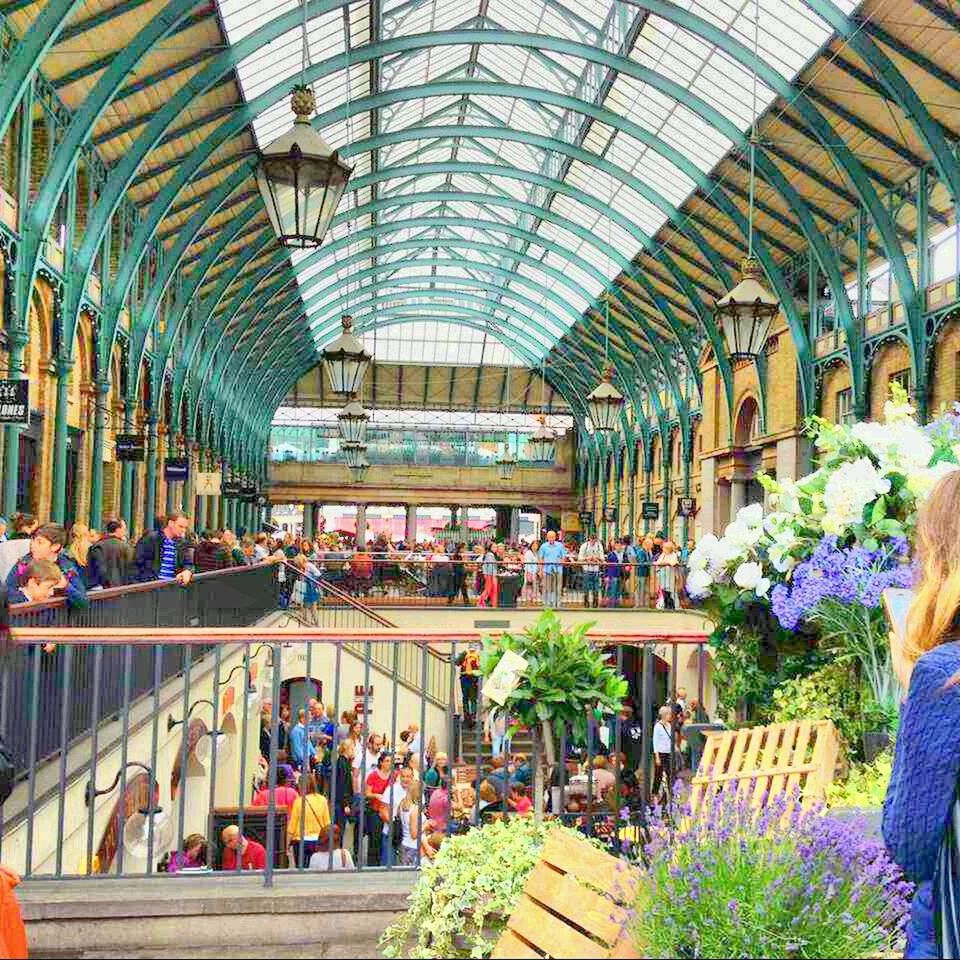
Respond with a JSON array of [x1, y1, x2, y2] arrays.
[[734, 397, 764, 507]]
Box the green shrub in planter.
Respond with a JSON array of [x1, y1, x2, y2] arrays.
[[828, 752, 892, 809], [380, 818, 594, 959]]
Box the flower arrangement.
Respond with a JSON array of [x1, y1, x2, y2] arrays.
[[686, 385, 960, 722], [379, 818, 593, 959], [630, 786, 912, 959]]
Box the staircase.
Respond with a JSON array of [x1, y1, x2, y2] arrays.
[[457, 720, 535, 769], [283, 562, 452, 708]]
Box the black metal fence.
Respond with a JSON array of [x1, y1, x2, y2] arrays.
[[0, 620, 712, 882], [4, 564, 280, 779]]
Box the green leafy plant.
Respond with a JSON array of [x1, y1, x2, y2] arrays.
[[828, 752, 892, 809], [480, 610, 628, 819], [380, 819, 590, 959]]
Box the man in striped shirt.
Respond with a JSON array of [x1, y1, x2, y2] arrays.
[[134, 511, 193, 584]]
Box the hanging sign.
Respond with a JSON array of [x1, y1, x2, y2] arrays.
[[0, 379, 29, 425], [163, 457, 189, 482], [195, 471, 221, 496], [642, 501, 660, 520], [353, 684, 373, 716], [678, 496, 697, 517], [561, 510, 581, 532], [115, 433, 146, 462], [222, 479, 242, 497], [578, 510, 595, 528], [602, 506, 618, 523], [240, 482, 258, 503]]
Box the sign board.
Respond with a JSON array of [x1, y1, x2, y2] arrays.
[[602, 506, 617, 523], [0, 379, 29, 425], [163, 456, 189, 482], [678, 496, 697, 518], [240, 482, 258, 503], [560, 510, 581, 532], [222, 480, 242, 497], [115, 433, 146, 462], [195, 471, 221, 496], [353, 683, 373, 717], [642, 501, 660, 521], [577, 510, 594, 529]]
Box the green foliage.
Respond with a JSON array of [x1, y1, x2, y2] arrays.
[[828, 753, 892, 809], [379, 819, 589, 959], [479, 610, 628, 742], [769, 660, 864, 755]]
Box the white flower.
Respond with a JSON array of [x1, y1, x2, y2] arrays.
[[851, 420, 933, 475], [707, 538, 744, 579], [686, 569, 713, 598], [883, 395, 915, 425], [733, 561, 765, 592], [755, 577, 771, 598], [688, 551, 708, 572], [768, 543, 796, 574], [723, 520, 763, 549], [737, 503, 764, 528], [822, 457, 891, 528]]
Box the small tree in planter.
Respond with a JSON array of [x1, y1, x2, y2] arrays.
[[480, 610, 628, 821]]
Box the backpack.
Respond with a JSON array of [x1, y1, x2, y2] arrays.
[[391, 810, 403, 849]]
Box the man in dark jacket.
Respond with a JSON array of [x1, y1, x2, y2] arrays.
[[134, 511, 193, 584], [86, 518, 134, 588], [194, 530, 230, 573]]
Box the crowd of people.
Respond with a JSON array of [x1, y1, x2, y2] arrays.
[[272, 527, 694, 610]]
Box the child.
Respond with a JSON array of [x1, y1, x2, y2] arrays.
[[8, 559, 61, 605], [508, 784, 532, 815]]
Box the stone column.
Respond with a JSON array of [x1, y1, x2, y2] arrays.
[[459, 505, 469, 541], [311, 502, 322, 537], [405, 503, 417, 544], [698, 457, 716, 539], [356, 503, 367, 546], [509, 506, 521, 542], [302, 501, 314, 540], [88, 377, 110, 528], [730, 476, 747, 521]]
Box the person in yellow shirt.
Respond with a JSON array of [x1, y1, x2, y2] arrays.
[[287, 773, 332, 868]]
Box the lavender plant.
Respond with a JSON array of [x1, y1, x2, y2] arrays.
[[630, 787, 912, 959]]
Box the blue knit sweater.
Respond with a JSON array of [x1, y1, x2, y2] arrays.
[[884, 641, 960, 957]]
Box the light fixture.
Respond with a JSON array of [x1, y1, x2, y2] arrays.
[[255, 0, 353, 249], [348, 456, 370, 483], [342, 440, 368, 468], [167, 698, 213, 733], [322, 314, 372, 396], [123, 806, 174, 861], [528, 416, 557, 464], [496, 447, 517, 481], [337, 397, 369, 444], [195, 729, 233, 766], [587, 365, 625, 433], [714, 0, 779, 360]]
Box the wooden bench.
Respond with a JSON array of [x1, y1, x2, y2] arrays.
[[689, 718, 840, 812], [491, 828, 640, 959]]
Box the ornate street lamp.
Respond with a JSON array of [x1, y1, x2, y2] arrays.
[[337, 397, 369, 444], [527, 416, 557, 463], [322, 314, 372, 396], [714, 0, 779, 360], [587, 365, 625, 433], [342, 441, 367, 468], [496, 448, 518, 481], [348, 456, 370, 483]]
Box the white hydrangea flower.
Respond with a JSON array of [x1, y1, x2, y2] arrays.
[[686, 569, 713, 598], [822, 457, 891, 528], [737, 503, 764, 528], [851, 420, 933, 475], [733, 561, 766, 593], [723, 519, 763, 549]]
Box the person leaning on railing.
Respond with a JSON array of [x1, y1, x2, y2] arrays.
[[86, 518, 134, 588], [4, 523, 87, 610], [133, 510, 193, 585]]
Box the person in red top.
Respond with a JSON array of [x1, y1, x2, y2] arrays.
[[251, 766, 300, 808], [220, 825, 267, 871], [364, 753, 396, 865]]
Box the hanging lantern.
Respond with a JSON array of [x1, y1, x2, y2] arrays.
[[342, 441, 367, 468], [337, 398, 369, 444], [348, 456, 370, 483], [496, 448, 517, 481], [715, 256, 780, 360], [587, 366, 625, 433], [527, 416, 557, 464], [322, 314, 372, 396], [255, 85, 353, 249]]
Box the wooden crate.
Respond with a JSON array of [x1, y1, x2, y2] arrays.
[[491, 828, 640, 959], [688, 719, 840, 813]]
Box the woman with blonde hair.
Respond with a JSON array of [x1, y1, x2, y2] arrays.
[[884, 471, 960, 958], [398, 780, 422, 866], [67, 522, 94, 588]]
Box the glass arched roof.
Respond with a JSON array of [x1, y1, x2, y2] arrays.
[[215, 0, 857, 364]]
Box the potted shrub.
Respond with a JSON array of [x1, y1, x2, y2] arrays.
[[630, 786, 912, 958], [379, 818, 592, 959], [479, 610, 628, 821]]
